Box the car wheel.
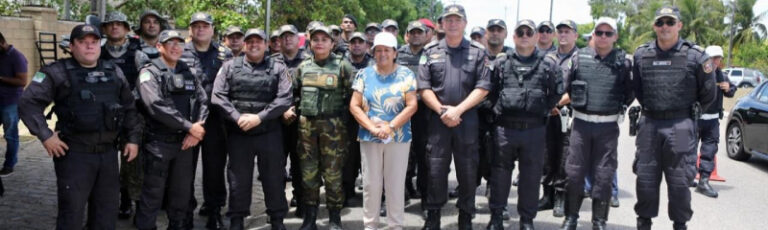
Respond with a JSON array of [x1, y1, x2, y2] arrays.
[[726, 121, 750, 161]]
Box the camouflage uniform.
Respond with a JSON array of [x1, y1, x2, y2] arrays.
[[295, 53, 355, 210]]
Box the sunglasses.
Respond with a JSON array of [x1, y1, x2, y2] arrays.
[[594, 30, 615, 37], [654, 19, 677, 27], [538, 28, 553, 34], [515, 29, 535, 37]]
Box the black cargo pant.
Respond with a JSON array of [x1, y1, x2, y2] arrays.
[[489, 124, 546, 220], [136, 138, 195, 229], [565, 119, 619, 201], [423, 113, 479, 214], [406, 101, 429, 198], [195, 110, 228, 210], [283, 120, 303, 203], [543, 115, 568, 193], [696, 118, 719, 174], [634, 117, 696, 223], [54, 147, 119, 230], [226, 130, 288, 219]]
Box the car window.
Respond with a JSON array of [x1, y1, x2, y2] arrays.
[[732, 70, 743, 76], [759, 85, 768, 103]]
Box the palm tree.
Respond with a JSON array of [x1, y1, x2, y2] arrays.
[[730, 0, 767, 47], [678, 0, 727, 46]]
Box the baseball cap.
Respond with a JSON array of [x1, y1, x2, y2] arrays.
[[372, 32, 397, 50], [594, 17, 618, 31], [310, 26, 334, 41], [655, 6, 681, 21], [487, 19, 507, 30], [159, 30, 184, 43], [441, 4, 467, 19], [365, 22, 382, 32], [270, 30, 280, 39], [407, 21, 427, 32], [382, 19, 399, 30], [538, 21, 554, 30], [244, 28, 267, 40], [224, 26, 244, 37], [278, 24, 298, 36], [349, 32, 367, 42], [190, 12, 213, 25], [329, 25, 342, 33], [471, 26, 486, 36], [70, 24, 101, 40], [556, 19, 578, 32], [515, 19, 537, 31]]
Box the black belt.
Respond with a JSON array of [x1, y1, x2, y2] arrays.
[[642, 109, 690, 120], [67, 143, 115, 154], [145, 132, 186, 143], [499, 117, 546, 130]]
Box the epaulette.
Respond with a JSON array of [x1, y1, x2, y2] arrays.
[[424, 40, 439, 50], [470, 41, 485, 50]]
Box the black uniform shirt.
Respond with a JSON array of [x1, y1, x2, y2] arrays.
[[212, 57, 293, 123], [137, 60, 209, 132], [417, 39, 491, 106]]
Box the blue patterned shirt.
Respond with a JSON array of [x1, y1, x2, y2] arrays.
[[352, 65, 417, 143]]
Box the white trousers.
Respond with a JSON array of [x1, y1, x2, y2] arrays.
[[360, 141, 411, 230]]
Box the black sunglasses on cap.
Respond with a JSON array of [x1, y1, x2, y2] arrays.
[[515, 29, 535, 37], [594, 30, 615, 37], [654, 19, 677, 27]]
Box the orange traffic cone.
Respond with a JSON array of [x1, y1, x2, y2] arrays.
[[696, 153, 726, 182]]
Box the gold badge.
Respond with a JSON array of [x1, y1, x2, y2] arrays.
[[703, 59, 713, 74], [414, 22, 422, 27], [449, 7, 459, 13], [660, 8, 673, 14], [430, 54, 441, 59]]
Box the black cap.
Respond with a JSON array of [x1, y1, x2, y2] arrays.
[[655, 6, 681, 21], [470, 26, 485, 36], [159, 30, 184, 43], [441, 4, 467, 19], [515, 19, 537, 31], [70, 24, 101, 40], [487, 19, 507, 30], [556, 19, 578, 32], [278, 24, 298, 36], [365, 22, 381, 32], [224, 26, 244, 37], [382, 19, 399, 30], [406, 21, 427, 32], [190, 12, 213, 25], [537, 21, 554, 30], [343, 14, 358, 27], [244, 28, 267, 40], [349, 32, 366, 42], [310, 26, 334, 41]]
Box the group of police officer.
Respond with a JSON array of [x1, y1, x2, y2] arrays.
[[16, 3, 729, 230]]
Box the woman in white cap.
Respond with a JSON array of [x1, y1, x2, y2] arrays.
[[349, 32, 418, 230]]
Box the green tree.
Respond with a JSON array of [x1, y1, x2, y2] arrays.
[[729, 0, 767, 47]]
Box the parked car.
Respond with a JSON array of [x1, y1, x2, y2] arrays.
[[723, 67, 763, 88], [725, 81, 768, 161]]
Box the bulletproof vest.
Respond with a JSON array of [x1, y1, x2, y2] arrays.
[[101, 38, 141, 89], [638, 43, 697, 111], [570, 48, 627, 114], [54, 59, 124, 136], [496, 50, 553, 117], [706, 69, 725, 115], [348, 54, 374, 74], [229, 56, 278, 114], [144, 59, 198, 134], [298, 56, 346, 117], [138, 41, 160, 65], [397, 45, 423, 74], [180, 43, 229, 96]]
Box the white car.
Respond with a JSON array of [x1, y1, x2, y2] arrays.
[[723, 67, 763, 88]]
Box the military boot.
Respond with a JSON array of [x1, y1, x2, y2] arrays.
[[486, 208, 504, 230], [299, 206, 318, 230], [553, 190, 565, 217], [270, 217, 286, 230], [229, 216, 244, 230], [695, 173, 719, 198], [422, 209, 441, 230], [329, 209, 343, 230], [167, 219, 185, 230], [560, 191, 584, 230], [205, 207, 224, 230], [636, 217, 652, 230], [538, 185, 554, 210], [519, 217, 535, 230], [458, 210, 473, 230], [591, 199, 610, 230], [673, 222, 687, 230], [118, 190, 133, 219], [406, 180, 421, 199]]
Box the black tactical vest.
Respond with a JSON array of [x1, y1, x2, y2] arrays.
[[144, 59, 198, 135], [54, 59, 124, 136], [101, 38, 141, 89], [228, 56, 281, 135], [496, 50, 553, 118], [397, 45, 423, 74], [570, 48, 627, 114], [638, 43, 697, 112]]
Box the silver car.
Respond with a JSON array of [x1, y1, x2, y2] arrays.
[[723, 67, 764, 88]]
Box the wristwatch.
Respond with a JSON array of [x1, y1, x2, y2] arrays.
[[388, 123, 395, 129]]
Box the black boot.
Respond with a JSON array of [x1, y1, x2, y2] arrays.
[[118, 190, 133, 219], [167, 219, 185, 230], [486, 208, 504, 230], [184, 211, 194, 229], [636, 217, 652, 230], [449, 187, 459, 198], [271, 217, 286, 230], [205, 207, 224, 230], [519, 217, 534, 230], [198, 204, 212, 216], [229, 216, 244, 230], [560, 191, 584, 230], [299, 206, 318, 230], [553, 190, 565, 217], [407, 179, 421, 199], [422, 209, 441, 230], [673, 222, 687, 230], [295, 203, 305, 218], [458, 210, 473, 230], [329, 209, 343, 230], [591, 199, 610, 230], [538, 186, 554, 211], [696, 173, 719, 198]]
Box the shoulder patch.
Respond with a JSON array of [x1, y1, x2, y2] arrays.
[[702, 58, 713, 74], [32, 72, 46, 83], [419, 55, 427, 65], [139, 71, 152, 83], [691, 44, 705, 53]]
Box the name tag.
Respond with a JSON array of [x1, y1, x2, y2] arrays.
[[516, 67, 532, 72], [112, 59, 125, 64], [652, 60, 672, 66], [185, 80, 195, 90]]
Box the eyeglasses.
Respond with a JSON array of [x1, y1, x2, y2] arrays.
[[515, 29, 534, 37], [654, 19, 677, 27], [538, 28, 553, 34], [594, 30, 615, 37]]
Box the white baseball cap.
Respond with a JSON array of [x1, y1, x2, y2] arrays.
[[705, 45, 724, 57], [372, 32, 398, 50], [594, 17, 618, 31]]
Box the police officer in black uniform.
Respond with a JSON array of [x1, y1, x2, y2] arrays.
[[274, 24, 310, 217], [212, 28, 292, 230], [398, 20, 429, 202], [19, 24, 141, 230], [134, 30, 208, 230], [632, 6, 716, 230], [486, 19, 564, 230], [536, 21, 557, 53], [418, 5, 491, 229], [179, 12, 233, 229], [134, 10, 167, 68], [560, 17, 633, 230]]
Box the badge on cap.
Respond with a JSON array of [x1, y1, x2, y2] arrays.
[[703, 59, 713, 74], [168, 31, 178, 37], [32, 72, 46, 83], [196, 14, 206, 20], [660, 8, 674, 14], [414, 22, 422, 27], [449, 7, 459, 13], [83, 26, 94, 32]]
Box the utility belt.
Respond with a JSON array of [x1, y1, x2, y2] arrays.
[[700, 113, 719, 120], [145, 132, 186, 143], [498, 116, 546, 130], [66, 143, 116, 154], [573, 110, 621, 123], [641, 108, 691, 120]]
